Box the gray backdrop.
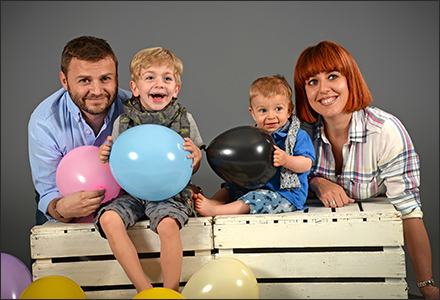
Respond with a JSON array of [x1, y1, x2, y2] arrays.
[[1, 1, 438, 297]]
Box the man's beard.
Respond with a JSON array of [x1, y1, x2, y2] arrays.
[[69, 87, 118, 115]]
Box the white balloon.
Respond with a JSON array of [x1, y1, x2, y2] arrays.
[[181, 258, 259, 299]]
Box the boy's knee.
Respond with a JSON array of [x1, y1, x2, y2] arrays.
[[157, 217, 180, 237], [99, 210, 123, 231]]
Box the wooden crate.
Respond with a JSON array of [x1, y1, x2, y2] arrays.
[[213, 197, 408, 299], [31, 217, 213, 299], [31, 197, 408, 299]]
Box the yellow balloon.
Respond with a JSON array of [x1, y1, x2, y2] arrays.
[[133, 287, 186, 299], [181, 258, 259, 299], [19, 275, 86, 299]]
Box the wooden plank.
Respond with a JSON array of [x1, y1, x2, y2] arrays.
[[83, 281, 408, 299], [360, 198, 401, 215], [335, 202, 362, 213], [299, 197, 398, 219], [258, 281, 408, 299], [304, 205, 333, 214], [213, 202, 401, 226], [31, 216, 211, 232], [84, 286, 186, 299], [305, 196, 394, 213], [33, 255, 214, 286], [213, 212, 401, 225], [31, 225, 113, 258], [84, 289, 137, 299], [214, 220, 403, 248], [31, 217, 213, 259], [214, 250, 406, 278]]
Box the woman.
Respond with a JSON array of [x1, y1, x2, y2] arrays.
[[293, 40, 438, 299]]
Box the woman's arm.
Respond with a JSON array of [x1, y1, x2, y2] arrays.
[[403, 218, 439, 299]]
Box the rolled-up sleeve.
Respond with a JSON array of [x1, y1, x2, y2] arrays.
[[378, 119, 422, 219], [28, 112, 64, 221]]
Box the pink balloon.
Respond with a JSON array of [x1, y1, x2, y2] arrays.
[[56, 145, 121, 206], [74, 214, 96, 223]]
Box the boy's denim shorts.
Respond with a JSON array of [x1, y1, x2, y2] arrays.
[[94, 191, 193, 238], [223, 183, 298, 214], [241, 189, 298, 214]]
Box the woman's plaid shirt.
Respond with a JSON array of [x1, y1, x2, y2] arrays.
[[302, 106, 422, 219]]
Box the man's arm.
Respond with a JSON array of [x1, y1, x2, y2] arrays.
[[28, 111, 65, 221]]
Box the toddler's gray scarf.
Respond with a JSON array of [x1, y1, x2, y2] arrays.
[[118, 97, 190, 138], [279, 116, 301, 190]]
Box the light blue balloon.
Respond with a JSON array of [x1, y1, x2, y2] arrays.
[[109, 124, 193, 201]]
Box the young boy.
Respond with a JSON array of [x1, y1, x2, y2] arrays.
[[194, 75, 315, 216], [96, 47, 203, 293]]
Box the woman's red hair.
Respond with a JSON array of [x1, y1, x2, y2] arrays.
[[293, 41, 373, 123]]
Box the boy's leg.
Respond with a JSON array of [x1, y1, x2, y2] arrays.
[[193, 187, 230, 206], [208, 187, 231, 205], [100, 210, 153, 292], [194, 187, 233, 216], [156, 217, 182, 291], [195, 194, 250, 216]]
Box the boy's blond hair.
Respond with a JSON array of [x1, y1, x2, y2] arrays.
[[130, 47, 183, 85], [249, 75, 293, 107]]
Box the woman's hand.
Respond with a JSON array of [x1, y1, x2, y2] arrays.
[[99, 136, 113, 163], [310, 177, 355, 207], [420, 284, 439, 299]]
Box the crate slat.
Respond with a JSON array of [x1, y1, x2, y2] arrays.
[[83, 281, 408, 299], [214, 250, 406, 278], [258, 281, 408, 299], [31, 217, 213, 259], [84, 286, 187, 299], [32, 255, 213, 286], [84, 289, 137, 299], [214, 219, 403, 248]]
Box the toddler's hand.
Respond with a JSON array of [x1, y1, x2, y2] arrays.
[[183, 137, 202, 168], [99, 136, 113, 164], [273, 145, 288, 167]]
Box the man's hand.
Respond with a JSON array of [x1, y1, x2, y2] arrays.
[[52, 189, 106, 221]]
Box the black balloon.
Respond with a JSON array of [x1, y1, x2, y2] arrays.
[[206, 126, 277, 189]]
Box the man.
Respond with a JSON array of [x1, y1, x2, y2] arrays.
[[28, 36, 131, 224]]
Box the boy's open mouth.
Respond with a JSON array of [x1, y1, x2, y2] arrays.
[[151, 93, 166, 101]]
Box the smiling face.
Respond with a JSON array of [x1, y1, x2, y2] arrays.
[[304, 71, 350, 121], [130, 64, 181, 111], [249, 94, 293, 133], [60, 56, 118, 117]]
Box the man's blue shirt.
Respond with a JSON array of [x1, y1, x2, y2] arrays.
[[28, 87, 131, 221]]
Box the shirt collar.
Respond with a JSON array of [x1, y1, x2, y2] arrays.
[[348, 109, 368, 143], [271, 118, 291, 140], [65, 90, 83, 122], [312, 110, 368, 143]]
